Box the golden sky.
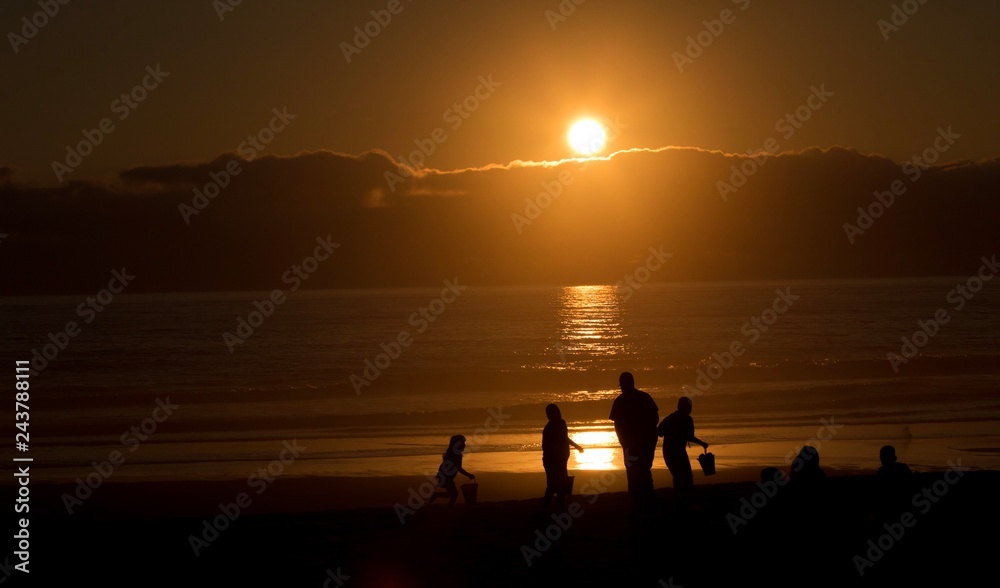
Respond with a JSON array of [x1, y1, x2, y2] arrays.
[[2, 0, 998, 184]]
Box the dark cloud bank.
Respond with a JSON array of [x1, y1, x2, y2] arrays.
[[2, 146, 998, 295]]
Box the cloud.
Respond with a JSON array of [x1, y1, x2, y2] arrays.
[[1, 146, 998, 294]]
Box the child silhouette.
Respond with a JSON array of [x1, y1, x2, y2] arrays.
[[429, 435, 475, 507]]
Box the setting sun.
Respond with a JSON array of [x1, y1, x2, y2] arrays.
[[568, 118, 607, 155]]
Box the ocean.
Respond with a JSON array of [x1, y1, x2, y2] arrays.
[[4, 277, 1000, 485]]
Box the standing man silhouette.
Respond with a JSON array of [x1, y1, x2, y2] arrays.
[[609, 371, 659, 513]]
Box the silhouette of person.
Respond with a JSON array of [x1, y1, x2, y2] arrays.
[[877, 445, 912, 477], [759, 466, 789, 512], [609, 372, 659, 512], [752, 467, 790, 532], [786, 448, 835, 575], [790, 446, 825, 484], [788, 445, 827, 519], [875, 444, 913, 517], [542, 403, 584, 512], [656, 396, 709, 507], [428, 435, 475, 507]]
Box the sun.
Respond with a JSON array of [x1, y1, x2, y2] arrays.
[[568, 118, 607, 155]]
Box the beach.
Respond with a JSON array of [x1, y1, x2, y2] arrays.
[[19, 469, 999, 586]]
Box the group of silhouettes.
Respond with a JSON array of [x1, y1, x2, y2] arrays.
[[426, 371, 913, 511]]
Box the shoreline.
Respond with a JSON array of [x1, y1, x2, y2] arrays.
[[17, 462, 976, 520]]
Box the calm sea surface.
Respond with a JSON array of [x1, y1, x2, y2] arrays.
[[3, 278, 999, 481]]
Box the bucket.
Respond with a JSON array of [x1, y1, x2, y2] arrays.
[[698, 450, 716, 476], [461, 482, 479, 505], [563, 475, 575, 496]]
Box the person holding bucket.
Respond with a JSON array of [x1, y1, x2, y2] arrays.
[[541, 403, 584, 512], [657, 396, 710, 508], [429, 434, 476, 508]]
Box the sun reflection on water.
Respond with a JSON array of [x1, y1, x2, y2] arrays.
[[569, 428, 621, 470], [570, 430, 619, 447], [572, 447, 617, 470], [546, 285, 630, 370]]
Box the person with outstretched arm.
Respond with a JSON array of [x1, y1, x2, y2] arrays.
[[542, 403, 584, 512], [657, 396, 708, 508]]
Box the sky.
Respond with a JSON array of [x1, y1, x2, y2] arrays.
[[2, 0, 998, 184], [2, 0, 999, 293]]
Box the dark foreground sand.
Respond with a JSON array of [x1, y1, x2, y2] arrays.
[[15, 470, 999, 587]]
